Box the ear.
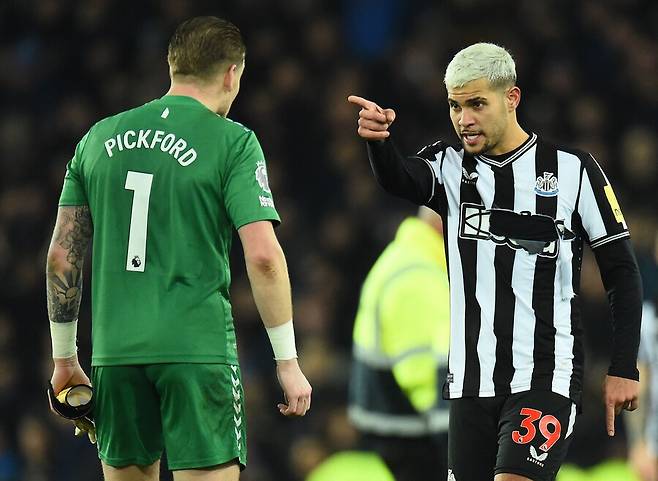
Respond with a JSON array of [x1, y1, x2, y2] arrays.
[[507, 86, 521, 111], [222, 64, 238, 92]]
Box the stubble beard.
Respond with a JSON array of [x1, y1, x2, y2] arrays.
[[462, 135, 496, 155]]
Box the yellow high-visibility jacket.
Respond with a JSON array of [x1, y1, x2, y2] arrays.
[[349, 217, 450, 436]]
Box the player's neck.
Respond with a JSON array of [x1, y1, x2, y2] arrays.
[[166, 83, 229, 116], [488, 122, 529, 156]]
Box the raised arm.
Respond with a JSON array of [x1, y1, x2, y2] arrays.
[[238, 220, 312, 417], [348, 95, 435, 205]]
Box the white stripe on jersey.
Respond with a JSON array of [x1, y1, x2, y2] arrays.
[[474, 163, 497, 395], [510, 148, 539, 392], [444, 149, 467, 396], [590, 231, 630, 249], [551, 151, 581, 397]]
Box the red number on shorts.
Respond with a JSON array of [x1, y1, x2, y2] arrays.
[[538, 415, 561, 452], [511, 408, 563, 452], [511, 408, 542, 444]]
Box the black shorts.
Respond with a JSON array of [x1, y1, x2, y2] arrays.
[[448, 390, 577, 481]]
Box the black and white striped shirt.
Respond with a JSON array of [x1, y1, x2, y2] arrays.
[[368, 133, 637, 404]]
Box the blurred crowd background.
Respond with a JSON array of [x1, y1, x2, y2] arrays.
[[0, 0, 656, 480]]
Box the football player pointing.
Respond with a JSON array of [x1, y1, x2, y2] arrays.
[[349, 43, 641, 481]]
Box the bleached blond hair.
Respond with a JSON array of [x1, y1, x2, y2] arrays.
[[444, 43, 516, 90]]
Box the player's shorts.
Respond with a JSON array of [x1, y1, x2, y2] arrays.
[[447, 390, 577, 481], [91, 363, 247, 470]]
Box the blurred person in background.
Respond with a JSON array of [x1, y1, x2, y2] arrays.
[[349, 42, 642, 481], [45, 16, 310, 481], [627, 301, 658, 481], [348, 206, 450, 480], [628, 236, 658, 481]]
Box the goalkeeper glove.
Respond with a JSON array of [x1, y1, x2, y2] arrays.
[[47, 383, 96, 444]]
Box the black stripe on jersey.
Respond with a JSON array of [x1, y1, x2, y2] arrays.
[[425, 146, 450, 286], [458, 154, 482, 395], [581, 154, 621, 233], [531, 140, 558, 390], [491, 163, 516, 392], [569, 166, 586, 403]]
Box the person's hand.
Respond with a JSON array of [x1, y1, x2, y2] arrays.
[[50, 355, 91, 395], [603, 374, 639, 436], [276, 358, 312, 416], [347, 95, 396, 141], [49, 355, 96, 443]]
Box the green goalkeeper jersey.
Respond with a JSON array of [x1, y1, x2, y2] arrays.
[[59, 95, 280, 366]]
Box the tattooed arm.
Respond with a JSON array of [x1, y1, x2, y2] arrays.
[[47, 205, 93, 324], [46, 205, 93, 393]]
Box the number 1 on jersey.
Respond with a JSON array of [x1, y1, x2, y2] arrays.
[[124, 171, 153, 272]]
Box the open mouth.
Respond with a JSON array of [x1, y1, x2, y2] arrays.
[[462, 133, 482, 146]]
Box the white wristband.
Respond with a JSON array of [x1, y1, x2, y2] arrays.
[[50, 320, 78, 359], [266, 320, 297, 360]]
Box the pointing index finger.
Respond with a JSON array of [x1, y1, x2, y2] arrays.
[[347, 95, 379, 111], [606, 402, 615, 436]]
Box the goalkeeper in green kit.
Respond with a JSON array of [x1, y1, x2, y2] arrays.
[[45, 16, 312, 481]]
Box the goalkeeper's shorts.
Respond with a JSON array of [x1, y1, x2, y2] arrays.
[[92, 363, 247, 470]]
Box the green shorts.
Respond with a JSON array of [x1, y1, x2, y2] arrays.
[[91, 363, 247, 470]]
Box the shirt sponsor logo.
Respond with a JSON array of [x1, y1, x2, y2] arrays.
[[259, 196, 274, 208], [461, 167, 479, 185], [459, 203, 573, 258], [255, 160, 271, 193], [535, 172, 559, 197]]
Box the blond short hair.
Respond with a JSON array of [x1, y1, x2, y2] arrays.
[[444, 43, 516, 90]]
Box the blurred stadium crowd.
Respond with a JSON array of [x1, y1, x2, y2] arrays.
[[0, 0, 656, 480]]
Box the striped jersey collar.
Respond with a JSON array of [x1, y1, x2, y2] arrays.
[[475, 132, 538, 168]]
